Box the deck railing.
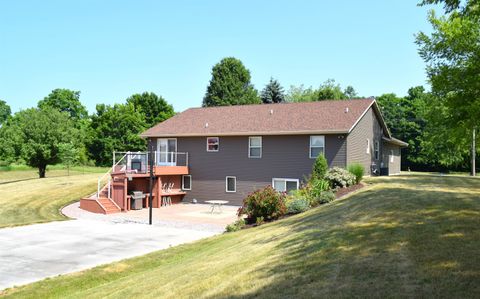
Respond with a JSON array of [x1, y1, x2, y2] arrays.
[[96, 151, 189, 199]]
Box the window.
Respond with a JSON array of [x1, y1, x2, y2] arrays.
[[272, 178, 299, 193], [226, 176, 236, 192], [390, 150, 394, 163], [309, 136, 325, 158], [248, 136, 262, 158], [182, 175, 191, 190], [374, 140, 379, 160], [366, 139, 370, 154], [207, 137, 219, 152]]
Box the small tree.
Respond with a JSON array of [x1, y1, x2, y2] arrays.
[[59, 142, 79, 176], [312, 154, 328, 179], [261, 78, 286, 103]]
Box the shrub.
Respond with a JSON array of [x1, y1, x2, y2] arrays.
[[225, 218, 246, 232], [348, 163, 364, 184], [312, 190, 336, 205], [286, 197, 310, 214], [325, 167, 356, 189], [240, 186, 287, 223], [312, 154, 328, 179]]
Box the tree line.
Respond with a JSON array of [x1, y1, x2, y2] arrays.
[[0, 0, 478, 176]]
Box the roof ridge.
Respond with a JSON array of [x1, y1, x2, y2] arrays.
[[186, 98, 374, 111]]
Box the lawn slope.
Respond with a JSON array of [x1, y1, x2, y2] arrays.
[[0, 173, 99, 228], [2, 174, 480, 298]]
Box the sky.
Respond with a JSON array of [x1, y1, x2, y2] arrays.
[[0, 0, 438, 114]]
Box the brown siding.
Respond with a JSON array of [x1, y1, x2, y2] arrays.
[[151, 135, 346, 206], [382, 143, 401, 175], [346, 107, 384, 175]]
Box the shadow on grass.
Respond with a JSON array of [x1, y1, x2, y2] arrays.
[[229, 182, 480, 298]]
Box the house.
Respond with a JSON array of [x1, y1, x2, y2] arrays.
[[80, 98, 407, 213]]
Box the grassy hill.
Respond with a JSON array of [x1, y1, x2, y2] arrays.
[[0, 170, 101, 228], [2, 174, 480, 298]]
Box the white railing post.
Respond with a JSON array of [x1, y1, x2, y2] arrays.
[[186, 152, 189, 167]]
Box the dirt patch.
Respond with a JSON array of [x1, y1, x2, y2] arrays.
[[335, 183, 365, 199]]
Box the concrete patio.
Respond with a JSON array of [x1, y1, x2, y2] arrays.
[[0, 202, 240, 291]]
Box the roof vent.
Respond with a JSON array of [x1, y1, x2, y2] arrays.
[[205, 122, 209, 128], [344, 107, 349, 113], [270, 109, 274, 115]]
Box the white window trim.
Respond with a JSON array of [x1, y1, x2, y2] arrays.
[[248, 136, 262, 158], [272, 178, 300, 192], [366, 138, 370, 154], [206, 137, 219, 152], [226, 176, 236, 193], [390, 150, 394, 163], [374, 140, 380, 160], [309, 135, 325, 159], [182, 175, 192, 190]]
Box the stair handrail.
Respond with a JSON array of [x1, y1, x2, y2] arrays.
[[97, 152, 129, 199]]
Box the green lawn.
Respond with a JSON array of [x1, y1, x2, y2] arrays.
[[0, 164, 108, 184], [2, 174, 480, 298], [0, 169, 102, 228]]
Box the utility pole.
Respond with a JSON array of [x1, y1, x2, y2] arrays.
[[148, 143, 154, 225], [472, 127, 476, 177]]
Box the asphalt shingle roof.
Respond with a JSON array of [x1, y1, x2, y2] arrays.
[[141, 99, 376, 137]]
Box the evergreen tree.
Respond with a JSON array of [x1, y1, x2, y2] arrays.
[[202, 57, 260, 107], [261, 78, 286, 103]]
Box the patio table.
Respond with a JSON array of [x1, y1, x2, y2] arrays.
[[205, 200, 229, 214]]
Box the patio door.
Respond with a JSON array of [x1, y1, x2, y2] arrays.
[[157, 138, 177, 166]]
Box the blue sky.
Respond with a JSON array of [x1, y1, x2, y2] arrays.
[[0, 1, 437, 114]]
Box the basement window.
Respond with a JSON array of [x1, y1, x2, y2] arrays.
[[272, 178, 299, 193], [182, 175, 191, 190], [226, 176, 236, 192]]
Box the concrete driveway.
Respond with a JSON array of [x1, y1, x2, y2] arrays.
[[0, 219, 218, 290]]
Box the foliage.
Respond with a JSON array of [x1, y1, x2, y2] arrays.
[[286, 79, 357, 102], [305, 176, 331, 206], [420, 0, 480, 16], [240, 186, 286, 223], [312, 154, 328, 179], [325, 167, 356, 189], [0, 107, 78, 178], [0, 99, 11, 125], [286, 196, 310, 214], [126, 92, 175, 127], [347, 163, 364, 184], [416, 3, 480, 171], [202, 57, 260, 107], [87, 103, 147, 166], [312, 190, 336, 205], [37, 89, 88, 120], [225, 218, 246, 232], [58, 142, 80, 175], [377, 87, 430, 170], [261, 78, 286, 103]]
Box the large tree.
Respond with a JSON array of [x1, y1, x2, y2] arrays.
[[126, 92, 175, 127], [202, 57, 260, 107], [38, 89, 88, 120], [0, 107, 78, 178], [87, 103, 147, 166], [417, 0, 480, 174], [261, 78, 286, 104], [0, 100, 11, 125], [377, 87, 429, 170]]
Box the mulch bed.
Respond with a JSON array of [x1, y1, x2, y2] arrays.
[[335, 183, 365, 199]]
